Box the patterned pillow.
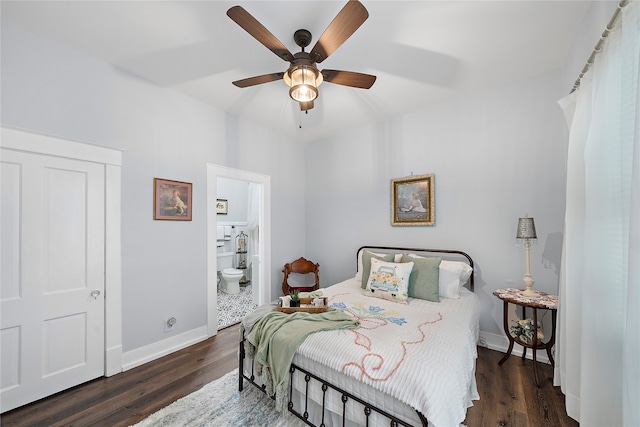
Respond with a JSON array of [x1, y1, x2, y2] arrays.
[[362, 258, 414, 304], [359, 251, 395, 288]]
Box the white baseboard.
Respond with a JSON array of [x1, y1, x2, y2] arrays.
[[478, 330, 552, 365], [122, 326, 210, 371], [105, 345, 123, 377], [121, 327, 549, 374]]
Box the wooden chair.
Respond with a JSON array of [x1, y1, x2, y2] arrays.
[[282, 257, 320, 296]]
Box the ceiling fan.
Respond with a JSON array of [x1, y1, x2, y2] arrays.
[[227, 0, 376, 112]]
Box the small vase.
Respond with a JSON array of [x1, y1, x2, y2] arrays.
[[290, 300, 300, 308]]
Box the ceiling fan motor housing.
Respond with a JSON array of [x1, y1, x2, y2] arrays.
[[293, 29, 312, 49]]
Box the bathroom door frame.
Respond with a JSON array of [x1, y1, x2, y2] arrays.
[[206, 164, 271, 336]]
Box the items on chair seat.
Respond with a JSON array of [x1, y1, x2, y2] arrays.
[[282, 257, 320, 295]]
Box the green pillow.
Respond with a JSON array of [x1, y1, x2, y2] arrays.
[[401, 255, 441, 302], [360, 251, 395, 288]]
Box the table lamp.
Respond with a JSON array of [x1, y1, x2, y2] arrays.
[[516, 217, 537, 296]]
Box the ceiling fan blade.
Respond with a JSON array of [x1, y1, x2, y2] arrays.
[[227, 6, 295, 62], [310, 0, 369, 64], [321, 69, 376, 89], [232, 72, 285, 88], [299, 100, 315, 111]]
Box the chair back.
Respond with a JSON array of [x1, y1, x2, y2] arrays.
[[282, 257, 320, 295]]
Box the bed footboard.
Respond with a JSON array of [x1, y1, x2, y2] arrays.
[[238, 338, 270, 395], [239, 338, 428, 427], [288, 363, 428, 427]]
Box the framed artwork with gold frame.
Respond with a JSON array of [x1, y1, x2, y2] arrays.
[[216, 199, 228, 215], [391, 174, 435, 226]]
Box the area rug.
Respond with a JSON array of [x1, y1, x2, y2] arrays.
[[217, 284, 257, 330], [131, 369, 306, 427]]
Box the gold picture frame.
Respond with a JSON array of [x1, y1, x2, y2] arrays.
[[391, 174, 435, 226], [153, 178, 192, 221], [216, 199, 228, 215]]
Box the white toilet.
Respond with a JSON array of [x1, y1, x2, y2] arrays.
[[221, 268, 243, 294], [218, 252, 242, 294]]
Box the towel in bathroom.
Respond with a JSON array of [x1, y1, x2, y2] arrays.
[[216, 226, 224, 240], [224, 226, 232, 240]]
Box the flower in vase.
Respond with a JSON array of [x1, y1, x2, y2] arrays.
[[509, 318, 544, 343]]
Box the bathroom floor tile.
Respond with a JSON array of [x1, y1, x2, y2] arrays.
[[217, 285, 257, 330]]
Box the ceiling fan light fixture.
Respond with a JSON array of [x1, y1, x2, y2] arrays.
[[285, 65, 322, 103]]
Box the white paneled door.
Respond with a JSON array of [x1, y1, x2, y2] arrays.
[[1, 148, 106, 412]]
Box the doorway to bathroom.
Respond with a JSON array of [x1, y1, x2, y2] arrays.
[[206, 164, 271, 336]]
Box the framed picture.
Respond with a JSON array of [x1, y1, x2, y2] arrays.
[[391, 174, 435, 226], [153, 178, 192, 221], [216, 199, 228, 215]]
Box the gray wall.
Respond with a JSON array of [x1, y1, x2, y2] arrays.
[[304, 1, 619, 339], [560, 1, 620, 90], [1, 23, 306, 352], [305, 69, 568, 337]]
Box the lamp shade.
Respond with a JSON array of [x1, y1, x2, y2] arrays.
[[516, 217, 537, 239]]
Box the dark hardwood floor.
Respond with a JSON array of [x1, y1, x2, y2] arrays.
[[465, 345, 577, 427], [1, 323, 577, 427]]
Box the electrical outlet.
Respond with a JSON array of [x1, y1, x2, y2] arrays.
[[165, 317, 177, 332], [478, 335, 487, 347]]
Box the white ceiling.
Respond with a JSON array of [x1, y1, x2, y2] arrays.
[[2, 1, 594, 143]]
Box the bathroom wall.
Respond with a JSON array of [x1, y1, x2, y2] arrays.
[[216, 177, 251, 268], [217, 177, 249, 223]]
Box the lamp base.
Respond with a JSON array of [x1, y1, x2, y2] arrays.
[[521, 274, 537, 296], [520, 288, 539, 297]]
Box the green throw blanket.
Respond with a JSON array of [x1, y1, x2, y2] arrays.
[[245, 310, 360, 412]]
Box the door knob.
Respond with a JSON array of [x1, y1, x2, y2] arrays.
[[91, 290, 101, 300]]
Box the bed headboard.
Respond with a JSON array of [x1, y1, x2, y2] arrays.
[[356, 245, 475, 292]]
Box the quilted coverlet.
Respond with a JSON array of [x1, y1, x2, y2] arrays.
[[295, 278, 480, 427]]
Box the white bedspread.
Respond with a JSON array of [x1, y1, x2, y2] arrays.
[[294, 277, 480, 427]]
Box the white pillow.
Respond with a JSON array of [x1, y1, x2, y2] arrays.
[[362, 258, 414, 304], [439, 260, 473, 299]]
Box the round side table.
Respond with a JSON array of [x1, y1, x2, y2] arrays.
[[493, 288, 558, 387]]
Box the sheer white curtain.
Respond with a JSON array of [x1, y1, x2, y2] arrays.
[[556, 2, 639, 426]]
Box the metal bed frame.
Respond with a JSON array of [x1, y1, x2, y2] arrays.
[[238, 246, 475, 427], [238, 342, 427, 426]]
